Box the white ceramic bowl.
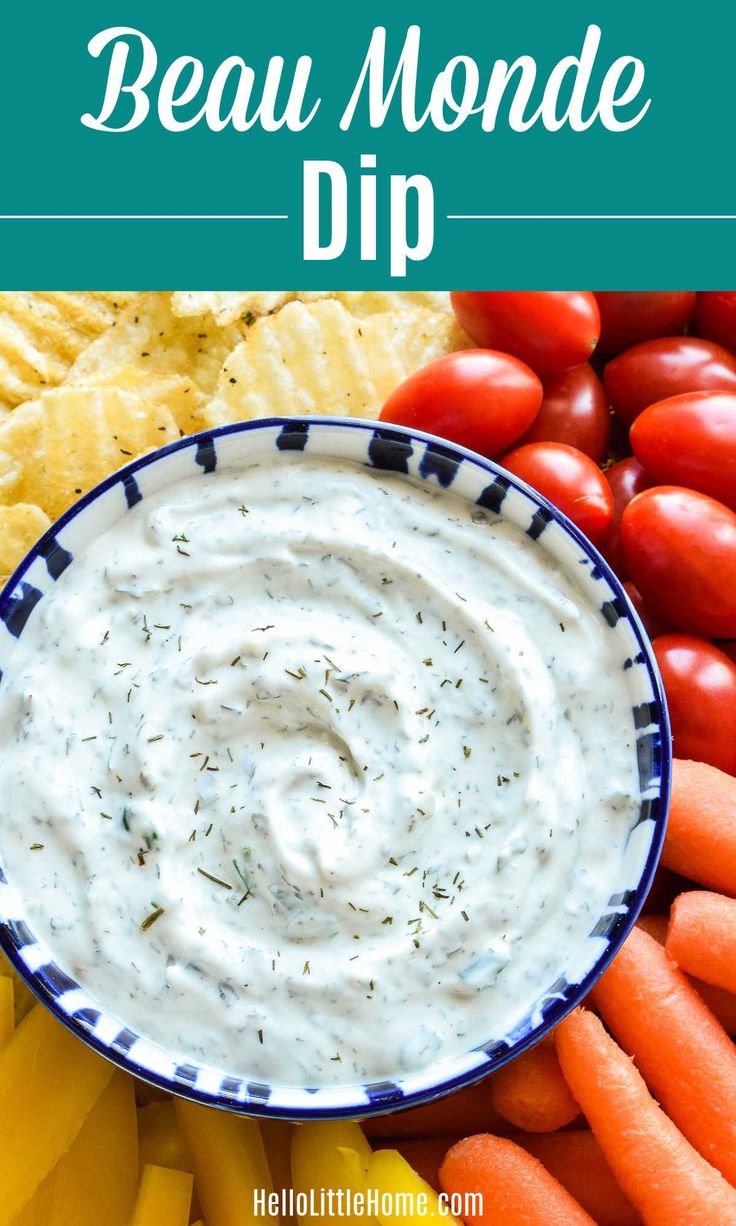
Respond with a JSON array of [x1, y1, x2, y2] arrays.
[[0, 417, 670, 1118]]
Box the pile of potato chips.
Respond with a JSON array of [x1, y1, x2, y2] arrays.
[[0, 291, 469, 583]]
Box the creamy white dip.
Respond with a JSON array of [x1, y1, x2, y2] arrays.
[[0, 456, 639, 1085]]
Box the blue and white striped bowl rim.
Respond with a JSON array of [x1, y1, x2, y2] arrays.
[[0, 417, 670, 1119]]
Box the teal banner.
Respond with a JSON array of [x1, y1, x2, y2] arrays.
[[0, 2, 733, 286]]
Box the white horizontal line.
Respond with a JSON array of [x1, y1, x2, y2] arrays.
[[447, 214, 736, 220], [2, 212, 730, 222], [0, 214, 289, 221], [5, 212, 728, 222]]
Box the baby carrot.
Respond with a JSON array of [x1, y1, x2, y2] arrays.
[[690, 978, 736, 1035], [667, 890, 736, 993], [489, 1041, 580, 1133], [661, 758, 736, 895], [591, 925, 736, 1184], [637, 911, 736, 1034], [440, 1134, 594, 1226], [363, 1079, 506, 1139], [516, 1132, 640, 1226], [386, 1131, 634, 1222], [440, 1134, 595, 1225], [555, 1007, 736, 1225], [636, 913, 668, 943]]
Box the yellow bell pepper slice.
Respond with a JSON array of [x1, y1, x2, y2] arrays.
[[130, 1165, 193, 1226], [138, 1099, 206, 1222], [134, 1081, 171, 1107], [0, 1005, 114, 1226], [261, 1120, 296, 1226], [13, 1070, 138, 1226], [138, 1100, 194, 1172], [0, 955, 35, 1025], [0, 977, 14, 1047], [291, 1122, 373, 1226], [366, 1150, 462, 1226], [175, 1098, 273, 1226]]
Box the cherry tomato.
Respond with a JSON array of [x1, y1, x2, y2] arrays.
[[595, 292, 696, 354], [630, 392, 736, 509], [722, 641, 736, 664], [604, 336, 736, 427], [597, 457, 652, 578], [500, 442, 614, 542], [652, 634, 736, 775], [621, 486, 736, 638], [450, 292, 600, 376], [623, 581, 671, 640], [515, 364, 610, 460], [379, 349, 543, 457], [606, 412, 633, 464], [694, 292, 736, 351]]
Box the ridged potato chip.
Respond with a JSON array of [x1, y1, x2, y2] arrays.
[[171, 291, 330, 327], [336, 291, 453, 317], [0, 293, 135, 413], [0, 291, 466, 538], [204, 299, 470, 427], [0, 387, 179, 519], [0, 503, 51, 577], [171, 291, 452, 328], [40, 387, 180, 518], [0, 402, 45, 508], [67, 295, 248, 434], [70, 364, 198, 435]]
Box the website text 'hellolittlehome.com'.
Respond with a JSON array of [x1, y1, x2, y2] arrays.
[[253, 1188, 484, 1218]]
